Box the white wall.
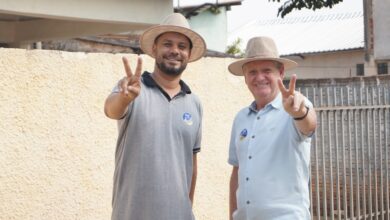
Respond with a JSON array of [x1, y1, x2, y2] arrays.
[[188, 7, 228, 52]]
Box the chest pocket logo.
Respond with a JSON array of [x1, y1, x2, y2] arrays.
[[182, 112, 193, 125], [239, 129, 248, 140]]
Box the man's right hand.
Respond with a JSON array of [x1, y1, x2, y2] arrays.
[[118, 56, 143, 101], [104, 56, 143, 119]]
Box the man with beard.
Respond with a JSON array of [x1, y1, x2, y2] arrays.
[[104, 13, 206, 220]]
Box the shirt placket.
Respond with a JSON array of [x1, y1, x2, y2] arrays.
[[245, 105, 274, 215], [243, 111, 263, 210]]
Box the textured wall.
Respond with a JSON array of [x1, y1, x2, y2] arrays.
[[0, 48, 252, 220]]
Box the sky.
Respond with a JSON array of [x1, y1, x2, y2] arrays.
[[174, 0, 363, 32]]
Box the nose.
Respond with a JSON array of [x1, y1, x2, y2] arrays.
[[169, 44, 180, 55], [254, 72, 266, 80]]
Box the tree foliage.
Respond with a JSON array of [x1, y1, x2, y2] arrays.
[[269, 0, 344, 18], [225, 38, 245, 57]]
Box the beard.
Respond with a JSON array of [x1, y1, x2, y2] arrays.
[[156, 59, 187, 76]]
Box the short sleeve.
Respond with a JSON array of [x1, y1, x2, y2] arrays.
[[193, 97, 202, 154], [228, 118, 239, 166]]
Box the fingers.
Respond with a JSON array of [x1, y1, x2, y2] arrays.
[[279, 74, 298, 99], [119, 77, 140, 97], [277, 78, 289, 98], [119, 56, 142, 100], [292, 92, 302, 111], [288, 74, 297, 95], [287, 74, 299, 110], [279, 74, 306, 116], [127, 85, 140, 95], [284, 92, 305, 112], [119, 77, 129, 95], [134, 56, 143, 78], [122, 56, 133, 78]]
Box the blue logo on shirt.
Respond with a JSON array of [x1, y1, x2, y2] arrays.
[[240, 129, 248, 140], [183, 112, 193, 125]]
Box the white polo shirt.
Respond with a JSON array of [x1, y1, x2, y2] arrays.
[[228, 93, 313, 220]]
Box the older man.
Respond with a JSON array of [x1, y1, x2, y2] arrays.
[[228, 36, 317, 220], [104, 13, 206, 220]]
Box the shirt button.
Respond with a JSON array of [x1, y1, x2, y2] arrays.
[[246, 177, 249, 181], [246, 201, 250, 204], [248, 156, 252, 159], [257, 116, 260, 120], [251, 135, 255, 138]]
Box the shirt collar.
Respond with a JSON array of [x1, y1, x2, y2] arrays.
[[142, 71, 192, 94], [248, 93, 283, 114]]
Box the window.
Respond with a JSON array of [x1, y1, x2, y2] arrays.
[[377, 63, 388, 75], [356, 63, 364, 76]]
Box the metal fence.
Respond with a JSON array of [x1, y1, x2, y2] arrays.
[[295, 77, 390, 220]]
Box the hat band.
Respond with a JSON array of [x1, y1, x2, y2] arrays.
[[247, 54, 279, 59]]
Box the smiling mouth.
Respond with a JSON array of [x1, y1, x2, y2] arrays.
[[166, 59, 181, 65], [254, 82, 269, 88]]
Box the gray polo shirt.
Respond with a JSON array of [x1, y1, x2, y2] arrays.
[[111, 72, 202, 220]]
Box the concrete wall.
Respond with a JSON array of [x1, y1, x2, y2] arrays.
[[0, 48, 252, 220], [286, 49, 372, 79], [373, 0, 390, 60], [188, 7, 228, 53], [0, 0, 172, 45]]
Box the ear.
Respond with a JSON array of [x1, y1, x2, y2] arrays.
[[152, 44, 157, 57], [243, 72, 250, 85], [279, 65, 285, 79]]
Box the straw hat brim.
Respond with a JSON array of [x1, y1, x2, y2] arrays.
[[140, 25, 206, 62], [228, 57, 298, 76]]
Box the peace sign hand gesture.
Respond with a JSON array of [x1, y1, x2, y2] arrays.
[[277, 74, 307, 118], [118, 56, 143, 101]]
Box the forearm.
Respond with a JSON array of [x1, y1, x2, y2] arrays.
[[189, 155, 198, 206], [104, 92, 133, 120], [229, 167, 238, 220]]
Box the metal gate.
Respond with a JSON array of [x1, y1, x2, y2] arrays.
[[297, 82, 390, 220]]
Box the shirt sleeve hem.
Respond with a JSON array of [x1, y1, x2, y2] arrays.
[[193, 148, 201, 154], [228, 158, 239, 167]]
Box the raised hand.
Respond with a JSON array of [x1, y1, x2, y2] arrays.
[[277, 74, 306, 118], [118, 56, 143, 100]]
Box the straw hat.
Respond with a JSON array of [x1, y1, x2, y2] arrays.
[[140, 13, 206, 62], [228, 36, 298, 76]]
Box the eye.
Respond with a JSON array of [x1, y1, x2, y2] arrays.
[[178, 44, 188, 50], [249, 70, 257, 76]]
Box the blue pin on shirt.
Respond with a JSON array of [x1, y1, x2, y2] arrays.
[[183, 112, 193, 125], [240, 129, 248, 140]]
